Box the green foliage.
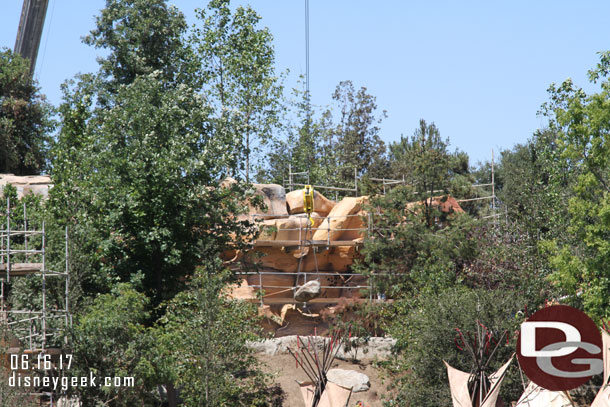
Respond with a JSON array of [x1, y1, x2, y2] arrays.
[[84, 0, 194, 90], [463, 221, 557, 303], [355, 185, 477, 298], [495, 129, 571, 243], [261, 79, 387, 196], [389, 120, 461, 188], [46, 1, 283, 405], [260, 79, 335, 186], [150, 265, 283, 407], [540, 52, 610, 320], [0, 48, 54, 175], [327, 80, 388, 186], [52, 72, 255, 305], [383, 287, 529, 407], [193, 0, 283, 181], [70, 283, 154, 406], [388, 119, 476, 215]]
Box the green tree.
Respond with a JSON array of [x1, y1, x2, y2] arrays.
[[48, 0, 275, 405], [540, 52, 610, 319], [355, 186, 477, 298], [383, 287, 528, 407], [83, 0, 194, 91], [495, 129, 571, 243], [354, 121, 480, 298], [0, 48, 54, 174], [54, 72, 257, 304], [193, 0, 283, 181], [151, 266, 283, 407], [388, 120, 473, 221], [50, 0, 259, 306], [262, 79, 387, 194], [326, 80, 388, 186], [70, 283, 154, 406], [260, 80, 335, 187]]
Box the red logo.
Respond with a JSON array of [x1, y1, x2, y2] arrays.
[[517, 305, 602, 391]]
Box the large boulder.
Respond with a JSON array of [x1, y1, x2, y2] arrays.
[[327, 369, 370, 392], [406, 195, 464, 214], [328, 245, 357, 272], [0, 174, 52, 199], [221, 178, 289, 220], [312, 197, 368, 242], [294, 280, 321, 302], [286, 189, 335, 215], [246, 247, 330, 273], [248, 248, 299, 272], [274, 216, 318, 241], [252, 183, 289, 219]]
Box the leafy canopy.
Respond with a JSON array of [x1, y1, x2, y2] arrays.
[[0, 48, 54, 174], [540, 52, 610, 320], [194, 0, 282, 181]]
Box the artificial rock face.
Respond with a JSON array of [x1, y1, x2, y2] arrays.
[[0, 174, 52, 199], [252, 183, 289, 219], [286, 189, 336, 215], [312, 196, 368, 242], [226, 181, 465, 336]]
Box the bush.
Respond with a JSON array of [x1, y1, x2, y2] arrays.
[[383, 287, 536, 407]]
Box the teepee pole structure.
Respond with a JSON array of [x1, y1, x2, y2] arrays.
[[448, 321, 512, 407], [289, 328, 352, 407]]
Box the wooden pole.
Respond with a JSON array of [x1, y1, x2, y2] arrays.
[[491, 149, 495, 213]]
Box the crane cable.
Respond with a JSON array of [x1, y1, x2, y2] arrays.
[[295, 0, 321, 302], [295, 184, 320, 302]]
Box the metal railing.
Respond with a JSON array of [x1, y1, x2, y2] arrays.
[[234, 269, 391, 305], [250, 213, 370, 248]]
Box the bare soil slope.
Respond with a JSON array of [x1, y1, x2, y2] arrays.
[[257, 353, 392, 407]]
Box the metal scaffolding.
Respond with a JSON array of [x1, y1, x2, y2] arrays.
[[244, 154, 499, 305], [0, 198, 71, 352]]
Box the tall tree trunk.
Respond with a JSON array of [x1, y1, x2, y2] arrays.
[[166, 382, 178, 407]]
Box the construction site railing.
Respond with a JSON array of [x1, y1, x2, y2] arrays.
[[249, 213, 370, 248], [234, 269, 398, 305]]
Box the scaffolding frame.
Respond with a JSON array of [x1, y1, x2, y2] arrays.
[[285, 150, 498, 208], [285, 164, 359, 197], [0, 197, 71, 352], [247, 152, 500, 305]]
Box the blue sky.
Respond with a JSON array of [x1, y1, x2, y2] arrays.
[[2, 1, 610, 165]]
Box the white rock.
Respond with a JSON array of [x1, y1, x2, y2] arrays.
[[334, 337, 396, 361], [294, 280, 321, 302], [327, 368, 370, 393], [247, 336, 298, 356], [248, 336, 396, 362]]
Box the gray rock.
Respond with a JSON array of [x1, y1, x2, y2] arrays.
[[335, 337, 396, 362], [294, 280, 321, 302], [247, 336, 298, 356], [248, 335, 396, 362], [327, 369, 370, 392], [253, 183, 288, 218]]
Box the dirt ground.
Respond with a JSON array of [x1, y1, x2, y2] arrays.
[[256, 353, 392, 407]]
